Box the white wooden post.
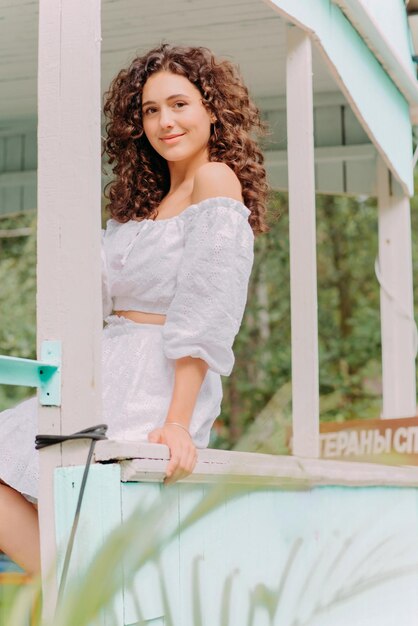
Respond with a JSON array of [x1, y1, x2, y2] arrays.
[[286, 25, 320, 457], [37, 0, 102, 616], [376, 156, 416, 418]]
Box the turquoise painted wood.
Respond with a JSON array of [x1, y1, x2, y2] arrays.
[[345, 0, 416, 76], [0, 340, 61, 405], [122, 482, 179, 625], [55, 464, 418, 626], [0, 355, 57, 387], [55, 464, 124, 625], [271, 0, 414, 195]]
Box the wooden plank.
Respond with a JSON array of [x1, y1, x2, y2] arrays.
[[3, 187, 20, 213], [222, 488, 251, 621], [0, 0, 345, 122], [245, 487, 284, 622], [53, 475, 418, 625], [264, 147, 375, 197], [117, 455, 418, 488], [259, 92, 349, 110], [343, 106, 369, 145], [178, 484, 208, 625], [160, 144, 378, 196], [94, 440, 418, 488], [198, 483, 228, 625], [314, 106, 342, 147], [23, 131, 37, 169], [346, 158, 376, 195], [0, 120, 37, 138], [0, 170, 36, 188], [263, 102, 369, 151], [265, 162, 288, 191], [121, 483, 167, 624], [334, 0, 417, 97], [0, 138, 4, 171], [0, 227, 31, 238], [286, 26, 319, 458], [95, 440, 418, 486], [264, 0, 414, 195], [263, 109, 287, 151], [0, 190, 5, 216], [23, 183, 37, 211], [316, 162, 344, 194], [376, 156, 416, 418], [37, 0, 102, 617], [55, 464, 123, 625], [4, 136, 22, 171]]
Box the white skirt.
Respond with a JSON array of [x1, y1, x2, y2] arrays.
[[0, 315, 223, 500]]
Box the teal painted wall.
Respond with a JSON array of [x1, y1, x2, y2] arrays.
[[272, 0, 414, 195], [0, 121, 37, 217], [354, 0, 415, 76], [55, 465, 418, 626]]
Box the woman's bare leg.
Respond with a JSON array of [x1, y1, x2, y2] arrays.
[[0, 482, 40, 575]]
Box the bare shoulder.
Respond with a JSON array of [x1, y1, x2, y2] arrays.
[[191, 162, 243, 204]]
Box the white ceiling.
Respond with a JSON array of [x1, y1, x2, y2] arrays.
[[0, 0, 340, 121]]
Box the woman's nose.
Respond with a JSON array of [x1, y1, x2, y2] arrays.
[[159, 107, 174, 128]]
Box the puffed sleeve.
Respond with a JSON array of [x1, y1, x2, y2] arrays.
[[162, 197, 254, 376], [101, 229, 113, 319]]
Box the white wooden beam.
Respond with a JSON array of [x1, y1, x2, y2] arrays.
[[286, 26, 320, 457], [264, 144, 375, 167], [376, 156, 417, 418], [265, 0, 414, 196], [37, 0, 102, 616], [257, 91, 349, 111], [94, 441, 418, 489]]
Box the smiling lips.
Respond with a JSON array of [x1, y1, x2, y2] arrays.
[[160, 133, 185, 143]]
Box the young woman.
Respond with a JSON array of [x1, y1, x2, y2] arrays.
[[0, 43, 269, 575]]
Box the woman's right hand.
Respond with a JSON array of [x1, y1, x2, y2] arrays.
[[148, 424, 198, 485]]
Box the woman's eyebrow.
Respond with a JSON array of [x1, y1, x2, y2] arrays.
[[142, 94, 190, 107]]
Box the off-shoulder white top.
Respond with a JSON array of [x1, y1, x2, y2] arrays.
[[101, 196, 255, 376]]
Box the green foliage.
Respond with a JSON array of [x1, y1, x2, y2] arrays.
[[0, 214, 37, 410], [221, 189, 418, 450], [1, 186, 418, 442], [0, 583, 22, 623]]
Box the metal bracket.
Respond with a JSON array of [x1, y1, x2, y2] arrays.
[[0, 340, 61, 406]]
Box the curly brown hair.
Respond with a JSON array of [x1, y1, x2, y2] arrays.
[[102, 43, 270, 235]]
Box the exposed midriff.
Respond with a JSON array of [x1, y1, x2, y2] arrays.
[[114, 310, 166, 325]]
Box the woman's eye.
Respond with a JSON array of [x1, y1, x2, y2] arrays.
[[143, 102, 186, 115]]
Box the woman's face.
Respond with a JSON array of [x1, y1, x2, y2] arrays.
[[141, 71, 215, 163]]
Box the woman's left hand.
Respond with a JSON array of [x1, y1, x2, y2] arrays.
[[148, 424, 198, 485]]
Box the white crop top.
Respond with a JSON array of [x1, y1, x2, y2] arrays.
[[101, 196, 255, 376]]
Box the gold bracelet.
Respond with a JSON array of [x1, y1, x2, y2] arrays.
[[165, 421, 192, 437]]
